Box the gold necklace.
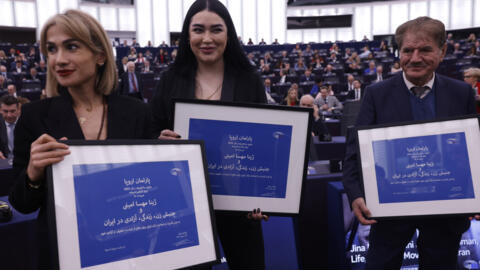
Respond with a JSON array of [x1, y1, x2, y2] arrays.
[[197, 81, 222, 100]]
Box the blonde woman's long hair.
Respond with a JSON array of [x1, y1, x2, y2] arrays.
[[40, 9, 117, 97]]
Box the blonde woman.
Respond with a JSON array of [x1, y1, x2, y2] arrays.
[[9, 10, 151, 269]]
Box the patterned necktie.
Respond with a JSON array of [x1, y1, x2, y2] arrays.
[[130, 72, 138, 92], [412, 86, 428, 98], [7, 123, 14, 153]]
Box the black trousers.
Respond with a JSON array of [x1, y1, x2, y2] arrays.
[[365, 217, 470, 270], [215, 212, 265, 270]]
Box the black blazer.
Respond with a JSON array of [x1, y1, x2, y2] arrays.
[[8, 89, 152, 269], [342, 72, 476, 205], [120, 71, 144, 98], [150, 65, 267, 137], [0, 115, 8, 157]]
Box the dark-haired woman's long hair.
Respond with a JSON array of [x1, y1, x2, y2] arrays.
[[171, 0, 254, 76]]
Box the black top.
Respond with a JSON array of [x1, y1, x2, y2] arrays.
[[8, 90, 152, 268], [150, 65, 267, 137]]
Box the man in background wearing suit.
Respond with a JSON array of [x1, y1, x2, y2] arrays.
[[0, 95, 20, 159], [347, 80, 363, 100], [120, 61, 144, 100], [343, 17, 475, 270], [314, 86, 343, 113]]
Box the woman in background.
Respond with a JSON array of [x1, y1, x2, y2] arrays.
[[9, 10, 151, 269], [150, 0, 267, 269], [282, 87, 299, 106]]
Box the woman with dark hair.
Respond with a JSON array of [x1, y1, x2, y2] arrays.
[[150, 0, 267, 269]]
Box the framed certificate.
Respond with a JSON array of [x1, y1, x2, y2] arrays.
[[47, 140, 219, 270], [356, 115, 480, 219], [173, 99, 312, 215]]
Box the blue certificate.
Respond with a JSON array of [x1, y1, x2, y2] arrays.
[[372, 132, 474, 203], [189, 118, 292, 198], [73, 161, 199, 268]]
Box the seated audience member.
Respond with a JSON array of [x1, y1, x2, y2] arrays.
[[147, 41, 152, 47], [359, 45, 371, 59], [343, 48, 352, 59], [364, 60, 376, 75], [310, 78, 323, 97], [463, 67, 480, 113], [142, 60, 152, 73], [324, 64, 336, 76], [284, 62, 296, 75], [453, 42, 463, 56], [7, 84, 18, 98], [247, 53, 256, 66], [145, 49, 155, 60], [127, 47, 137, 61], [328, 52, 339, 64], [118, 56, 128, 77], [312, 55, 324, 69], [0, 95, 20, 159], [292, 43, 302, 54], [347, 80, 363, 100], [261, 64, 274, 76], [264, 78, 272, 94], [303, 44, 313, 57], [0, 50, 6, 63], [0, 66, 9, 80], [299, 94, 330, 140], [466, 45, 477, 57], [346, 52, 361, 65], [36, 60, 47, 73], [263, 52, 274, 66], [264, 78, 276, 104], [24, 67, 40, 81], [12, 60, 26, 74], [280, 50, 290, 62], [295, 58, 306, 71], [120, 61, 144, 100], [347, 61, 362, 75], [135, 52, 146, 64], [159, 40, 168, 47], [467, 33, 477, 43], [0, 75, 8, 91], [278, 69, 288, 84], [329, 43, 339, 54], [374, 65, 384, 82], [282, 87, 299, 106], [7, 48, 16, 59], [291, 83, 303, 97], [247, 38, 254, 45], [314, 86, 343, 113], [259, 38, 266, 45], [391, 61, 402, 73], [272, 38, 279, 45], [154, 48, 170, 65], [300, 69, 315, 83], [131, 37, 139, 47], [346, 74, 355, 92]]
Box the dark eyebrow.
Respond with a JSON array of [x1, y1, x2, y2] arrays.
[[46, 38, 79, 45], [191, 24, 205, 28]]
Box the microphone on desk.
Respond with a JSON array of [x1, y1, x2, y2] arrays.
[[0, 201, 12, 222]]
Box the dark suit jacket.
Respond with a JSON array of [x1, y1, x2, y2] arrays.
[[0, 115, 8, 157], [120, 71, 144, 99], [150, 66, 267, 137], [347, 88, 364, 100], [8, 89, 152, 268], [343, 72, 476, 205]]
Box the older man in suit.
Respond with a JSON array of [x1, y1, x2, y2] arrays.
[[120, 61, 144, 100], [0, 95, 20, 159], [343, 17, 475, 270]]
